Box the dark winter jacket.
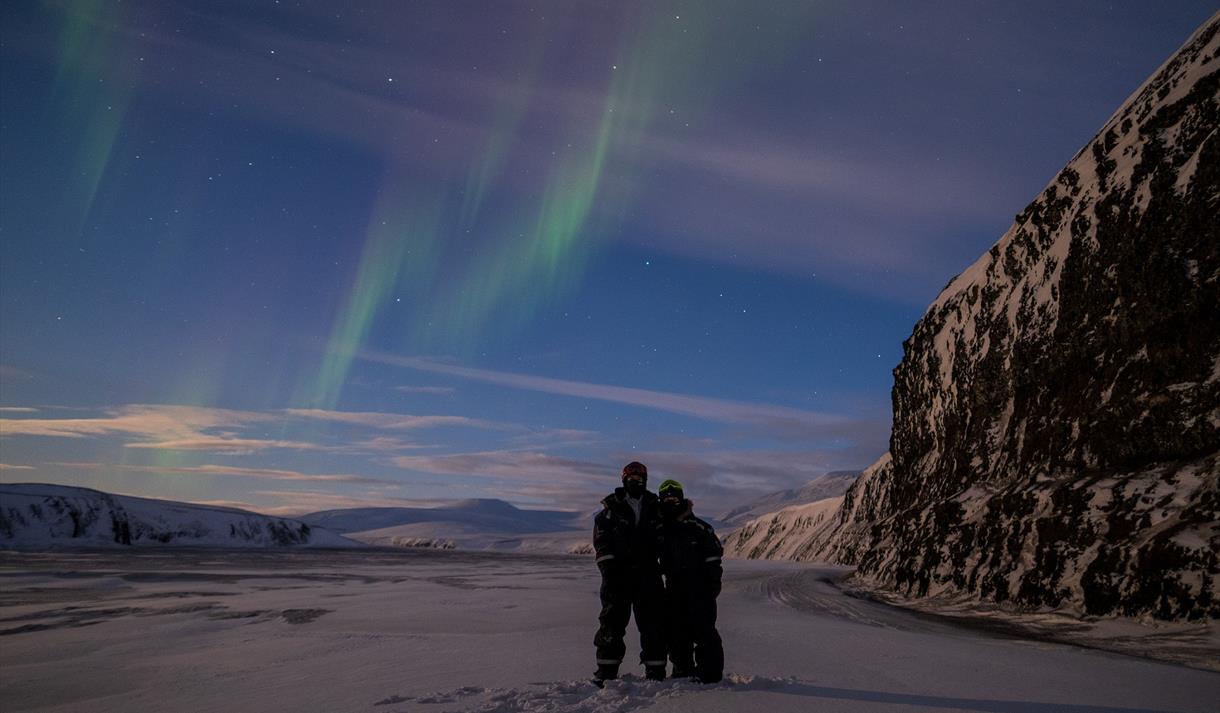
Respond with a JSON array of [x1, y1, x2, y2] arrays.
[[593, 488, 662, 575], [656, 500, 723, 598]]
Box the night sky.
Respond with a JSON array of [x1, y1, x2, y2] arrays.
[[1, 1, 1214, 515]]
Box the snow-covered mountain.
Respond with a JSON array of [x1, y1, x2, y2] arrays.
[[722, 496, 844, 560], [719, 471, 859, 526], [300, 499, 590, 552], [728, 14, 1220, 621], [301, 498, 580, 534], [0, 483, 357, 549]]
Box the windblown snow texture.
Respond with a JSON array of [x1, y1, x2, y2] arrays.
[[729, 13, 1220, 621], [0, 483, 355, 549]]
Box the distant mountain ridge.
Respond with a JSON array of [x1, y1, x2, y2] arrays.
[[299, 499, 581, 535], [727, 14, 1220, 621], [299, 499, 590, 553], [719, 471, 859, 526], [0, 483, 356, 549]]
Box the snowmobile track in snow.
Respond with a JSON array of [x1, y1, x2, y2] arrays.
[[759, 568, 900, 628]]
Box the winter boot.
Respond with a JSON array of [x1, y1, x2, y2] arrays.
[[591, 663, 619, 687], [670, 665, 696, 679], [644, 664, 666, 681]]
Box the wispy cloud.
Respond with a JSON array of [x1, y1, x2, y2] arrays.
[[394, 385, 457, 395], [390, 449, 616, 507], [0, 404, 270, 439], [125, 437, 330, 454], [241, 490, 445, 517], [393, 450, 610, 481], [643, 132, 1010, 222], [506, 427, 601, 448], [0, 463, 34, 471], [0, 365, 36, 382], [359, 352, 847, 431], [611, 137, 1017, 301], [343, 436, 437, 454], [88, 18, 487, 161], [0, 407, 38, 413], [284, 408, 495, 431], [52, 462, 396, 486], [0, 404, 499, 454], [0, 404, 323, 454]]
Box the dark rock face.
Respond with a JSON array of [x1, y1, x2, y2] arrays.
[[751, 14, 1220, 622]]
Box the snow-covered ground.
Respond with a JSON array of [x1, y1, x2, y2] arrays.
[[0, 550, 1216, 713]]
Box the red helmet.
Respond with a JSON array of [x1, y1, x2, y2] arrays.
[[621, 461, 648, 481]]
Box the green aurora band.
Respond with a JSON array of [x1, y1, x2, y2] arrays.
[[308, 3, 818, 404], [305, 181, 442, 408], [51, 0, 137, 242]]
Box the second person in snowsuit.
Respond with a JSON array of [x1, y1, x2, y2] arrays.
[[655, 479, 724, 683]]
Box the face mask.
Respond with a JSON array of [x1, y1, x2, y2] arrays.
[[623, 478, 645, 497], [660, 498, 684, 519]]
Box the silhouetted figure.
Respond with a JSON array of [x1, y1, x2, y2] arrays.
[[592, 461, 666, 685], [656, 479, 723, 683]]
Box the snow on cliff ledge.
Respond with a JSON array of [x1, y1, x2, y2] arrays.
[[729, 13, 1220, 622], [0, 483, 358, 549]]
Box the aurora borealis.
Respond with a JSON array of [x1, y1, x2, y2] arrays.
[[1, 1, 1214, 514]]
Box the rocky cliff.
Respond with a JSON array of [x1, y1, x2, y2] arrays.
[[729, 14, 1220, 621], [0, 483, 356, 549]]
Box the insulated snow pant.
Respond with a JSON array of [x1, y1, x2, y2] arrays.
[[665, 590, 723, 681], [594, 568, 666, 670]]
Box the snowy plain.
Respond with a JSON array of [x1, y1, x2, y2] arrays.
[[0, 549, 1216, 713]]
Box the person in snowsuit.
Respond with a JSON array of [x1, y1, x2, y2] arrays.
[[655, 479, 724, 683], [592, 461, 667, 685]]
